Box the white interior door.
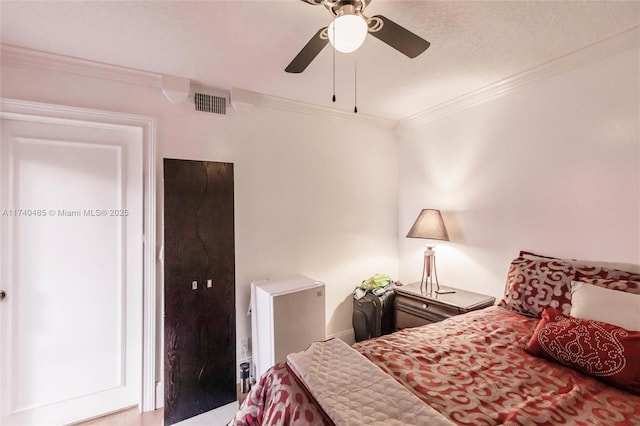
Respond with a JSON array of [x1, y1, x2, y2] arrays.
[[0, 115, 143, 425]]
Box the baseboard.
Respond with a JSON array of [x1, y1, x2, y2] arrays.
[[155, 381, 163, 409], [327, 329, 355, 345]]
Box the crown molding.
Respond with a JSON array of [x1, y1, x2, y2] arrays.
[[0, 44, 393, 130], [231, 87, 394, 130], [396, 26, 640, 133], [1, 44, 163, 89]]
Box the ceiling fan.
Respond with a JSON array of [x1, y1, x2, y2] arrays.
[[285, 0, 430, 73]]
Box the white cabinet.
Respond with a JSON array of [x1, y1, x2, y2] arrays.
[[251, 275, 326, 379]]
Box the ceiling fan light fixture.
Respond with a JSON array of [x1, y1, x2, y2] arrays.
[[328, 14, 368, 53]]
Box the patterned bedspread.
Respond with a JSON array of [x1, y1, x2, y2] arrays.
[[354, 306, 640, 425], [232, 306, 640, 425], [231, 361, 328, 425]]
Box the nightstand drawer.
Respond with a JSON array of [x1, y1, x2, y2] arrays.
[[393, 283, 496, 331], [395, 294, 458, 318]]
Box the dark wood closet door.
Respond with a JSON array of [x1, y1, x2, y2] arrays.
[[163, 159, 235, 425]]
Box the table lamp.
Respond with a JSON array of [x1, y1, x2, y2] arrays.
[[406, 209, 454, 295]]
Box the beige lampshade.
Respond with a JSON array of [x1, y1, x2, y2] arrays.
[[406, 209, 450, 241]]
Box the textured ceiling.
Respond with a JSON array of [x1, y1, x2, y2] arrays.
[[1, 1, 639, 121]]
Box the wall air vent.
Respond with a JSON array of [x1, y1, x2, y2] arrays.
[[194, 92, 227, 115]]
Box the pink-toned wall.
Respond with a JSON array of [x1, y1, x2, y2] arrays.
[[0, 60, 399, 394], [397, 47, 640, 299], [2, 38, 638, 402]]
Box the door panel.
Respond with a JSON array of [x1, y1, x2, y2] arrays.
[[0, 118, 142, 425], [163, 159, 236, 426]]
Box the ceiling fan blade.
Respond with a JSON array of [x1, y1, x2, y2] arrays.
[[368, 15, 430, 58], [285, 27, 329, 73]]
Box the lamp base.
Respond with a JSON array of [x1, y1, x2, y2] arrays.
[[421, 248, 455, 296]]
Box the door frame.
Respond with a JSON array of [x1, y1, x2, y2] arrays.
[[0, 98, 157, 412]]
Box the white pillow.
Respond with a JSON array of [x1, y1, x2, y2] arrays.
[[570, 281, 640, 331]]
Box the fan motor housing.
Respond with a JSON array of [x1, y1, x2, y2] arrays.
[[327, 0, 369, 17]]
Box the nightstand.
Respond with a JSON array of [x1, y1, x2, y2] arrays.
[[394, 282, 495, 330]]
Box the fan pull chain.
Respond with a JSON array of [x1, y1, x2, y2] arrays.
[[332, 25, 336, 103], [354, 60, 358, 113]]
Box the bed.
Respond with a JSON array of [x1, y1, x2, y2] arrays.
[[231, 252, 640, 425]]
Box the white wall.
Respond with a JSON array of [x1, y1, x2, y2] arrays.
[[0, 61, 399, 396], [397, 46, 640, 300]]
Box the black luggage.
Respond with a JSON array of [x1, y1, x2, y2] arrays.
[[352, 289, 395, 342]]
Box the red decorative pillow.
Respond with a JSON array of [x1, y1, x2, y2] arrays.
[[497, 257, 573, 317], [519, 250, 640, 281], [525, 307, 640, 395], [519, 250, 557, 260], [576, 277, 640, 295], [575, 265, 640, 282]]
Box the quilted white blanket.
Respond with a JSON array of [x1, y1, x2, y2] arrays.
[[286, 338, 454, 426]]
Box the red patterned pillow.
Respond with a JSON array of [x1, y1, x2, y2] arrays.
[[519, 250, 557, 260], [525, 308, 640, 395], [519, 250, 640, 281], [497, 257, 573, 317], [576, 277, 640, 295], [575, 265, 640, 282]]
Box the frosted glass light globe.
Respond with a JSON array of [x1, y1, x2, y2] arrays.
[[328, 14, 368, 53]]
